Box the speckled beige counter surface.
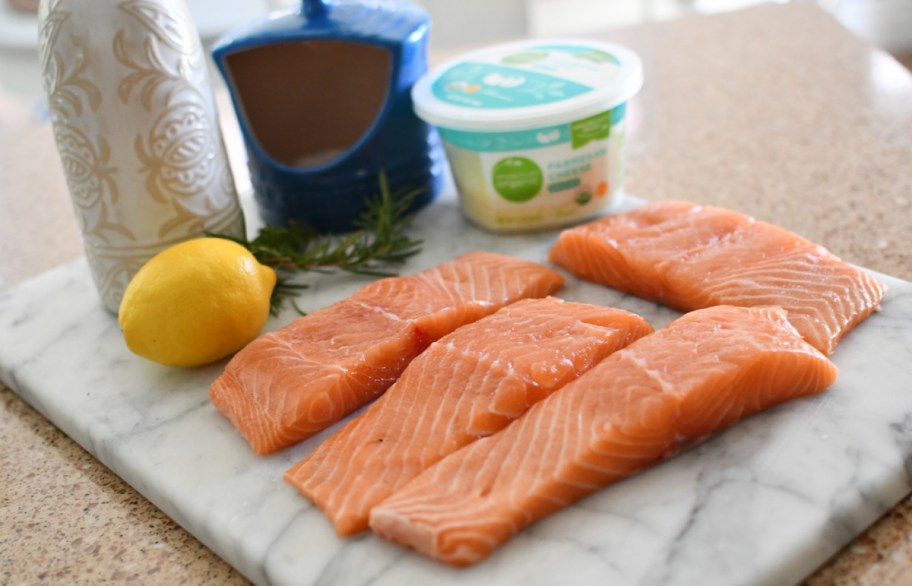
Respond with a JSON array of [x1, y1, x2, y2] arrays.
[[2, 3, 911, 584]]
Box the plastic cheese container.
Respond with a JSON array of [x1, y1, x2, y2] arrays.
[[412, 39, 643, 232]]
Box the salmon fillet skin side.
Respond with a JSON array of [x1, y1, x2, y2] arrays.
[[285, 297, 653, 535], [209, 252, 564, 454], [548, 199, 887, 355], [369, 305, 839, 567]]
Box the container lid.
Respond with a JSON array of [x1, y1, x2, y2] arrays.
[[412, 39, 643, 132]]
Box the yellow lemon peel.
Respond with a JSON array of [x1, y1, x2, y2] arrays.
[[118, 238, 276, 367]]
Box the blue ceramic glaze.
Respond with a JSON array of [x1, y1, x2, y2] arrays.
[[212, 0, 444, 232]]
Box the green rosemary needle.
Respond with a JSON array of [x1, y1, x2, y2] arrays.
[[211, 172, 425, 315]]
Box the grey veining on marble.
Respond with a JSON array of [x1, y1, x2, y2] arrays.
[[2, 192, 912, 586]]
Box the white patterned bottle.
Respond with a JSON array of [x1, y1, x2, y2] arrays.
[[37, 0, 245, 313]]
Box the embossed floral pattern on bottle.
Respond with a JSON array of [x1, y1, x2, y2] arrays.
[[38, 0, 244, 313]]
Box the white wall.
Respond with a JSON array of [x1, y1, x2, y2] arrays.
[[833, 0, 912, 53], [410, 0, 912, 55], [407, 0, 529, 52]]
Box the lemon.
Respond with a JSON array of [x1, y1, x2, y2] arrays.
[[118, 237, 277, 367]]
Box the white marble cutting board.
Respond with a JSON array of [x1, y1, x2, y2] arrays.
[[2, 192, 912, 586]]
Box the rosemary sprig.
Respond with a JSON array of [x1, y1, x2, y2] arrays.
[[212, 172, 424, 315]]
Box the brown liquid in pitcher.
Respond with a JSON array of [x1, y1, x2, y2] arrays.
[[225, 40, 391, 168]]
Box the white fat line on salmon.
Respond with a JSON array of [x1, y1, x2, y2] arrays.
[[352, 300, 410, 324], [627, 353, 676, 394]]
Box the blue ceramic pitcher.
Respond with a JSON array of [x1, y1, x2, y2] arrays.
[[212, 0, 444, 232]]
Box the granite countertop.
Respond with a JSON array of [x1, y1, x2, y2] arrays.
[[2, 3, 912, 584]]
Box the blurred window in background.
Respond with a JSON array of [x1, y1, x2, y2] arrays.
[[1, 0, 911, 101]]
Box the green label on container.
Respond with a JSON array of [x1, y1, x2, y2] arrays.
[[571, 110, 612, 148], [548, 178, 581, 192], [439, 125, 570, 152], [492, 157, 543, 202], [439, 105, 625, 153]]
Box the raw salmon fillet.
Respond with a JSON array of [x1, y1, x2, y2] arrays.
[[285, 297, 652, 535], [548, 200, 886, 354], [370, 305, 838, 567], [210, 252, 564, 454]]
